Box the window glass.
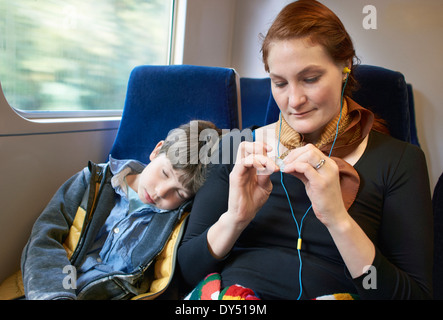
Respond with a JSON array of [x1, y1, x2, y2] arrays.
[[0, 0, 174, 114]]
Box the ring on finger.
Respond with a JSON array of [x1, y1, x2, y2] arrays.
[[314, 159, 326, 170]]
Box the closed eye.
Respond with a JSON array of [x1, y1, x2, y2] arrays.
[[269, 74, 287, 89], [303, 75, 320, 84], [274, 81, 287, 88]]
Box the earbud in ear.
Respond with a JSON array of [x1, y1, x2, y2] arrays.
[[343, 67, 351, 74]]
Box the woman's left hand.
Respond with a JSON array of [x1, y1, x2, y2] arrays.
[[282, 144, 348, 228]]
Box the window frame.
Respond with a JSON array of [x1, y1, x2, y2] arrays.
[[3, 0, 179, 122]]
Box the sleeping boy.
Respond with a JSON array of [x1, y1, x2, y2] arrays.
[[21, 120, 221, 299]]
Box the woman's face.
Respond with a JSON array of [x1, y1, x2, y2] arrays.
[[267, 38, 346, 143]]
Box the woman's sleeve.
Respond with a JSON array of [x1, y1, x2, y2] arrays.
[[177, 162, 232, 287], [178, 130, 252, 287], [354, 144, 434, 299]]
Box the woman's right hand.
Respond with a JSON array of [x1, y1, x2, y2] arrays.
[[207, 141, 279, 259], [226, 141, 278, 228]]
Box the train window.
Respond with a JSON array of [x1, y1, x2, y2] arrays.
[[0, 1, 174, 118]]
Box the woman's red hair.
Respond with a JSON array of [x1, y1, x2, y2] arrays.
[[261, 0, 389, 134], [261, 0, 358, 97]]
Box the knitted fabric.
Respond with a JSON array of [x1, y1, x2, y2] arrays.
[[313, 293, 359, 300], [185, 273, 360, 300], [185, 273, 260, 300]]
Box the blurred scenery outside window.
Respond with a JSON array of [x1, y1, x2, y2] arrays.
[[0, 0, 174, 114]]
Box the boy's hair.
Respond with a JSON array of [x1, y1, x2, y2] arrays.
[[157, 120, 222, 195]]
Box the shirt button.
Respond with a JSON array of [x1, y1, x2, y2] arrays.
[[97, 257, 102, 263], [113, 227, 120, 234]]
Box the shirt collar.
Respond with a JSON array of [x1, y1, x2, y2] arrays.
[[109, 156, 145, 196]]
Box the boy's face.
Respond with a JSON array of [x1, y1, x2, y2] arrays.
[[135, 142, 192, 210]]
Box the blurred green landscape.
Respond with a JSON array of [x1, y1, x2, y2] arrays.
[[0, 0, 172, 112]]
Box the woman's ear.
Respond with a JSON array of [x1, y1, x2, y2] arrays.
[[149, 140, 164, 161]]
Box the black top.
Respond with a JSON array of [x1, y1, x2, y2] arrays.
[[178, 130, 433, 299]]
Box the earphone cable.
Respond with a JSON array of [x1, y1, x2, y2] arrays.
[[276, 73, 349, 300]]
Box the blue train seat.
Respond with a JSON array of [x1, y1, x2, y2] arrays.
[[110, 64, 240, 162]]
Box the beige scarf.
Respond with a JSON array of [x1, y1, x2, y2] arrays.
[[275, 97, 375, 209]]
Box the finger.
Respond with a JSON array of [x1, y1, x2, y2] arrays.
[[284, 158, 335, 186], [282, 143, 314, 163], [232, 154, 265, 177], [282, 161, 311, 184], [283, 144, 326, 171], [245, 154, 277, 171], [236, 141, 273, 162], [256, 155, 280, 176], [257, 173, 273, 193], [234, 154, 279, 179]]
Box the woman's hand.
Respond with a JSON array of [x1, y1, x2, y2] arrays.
[[226, 141, 279, 228], [282, 143, 376, 278], [282, 144, 348, 228], [207, 141, 279, 259]]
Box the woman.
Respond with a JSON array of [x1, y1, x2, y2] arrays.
[[178, 0, 433, 299]]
